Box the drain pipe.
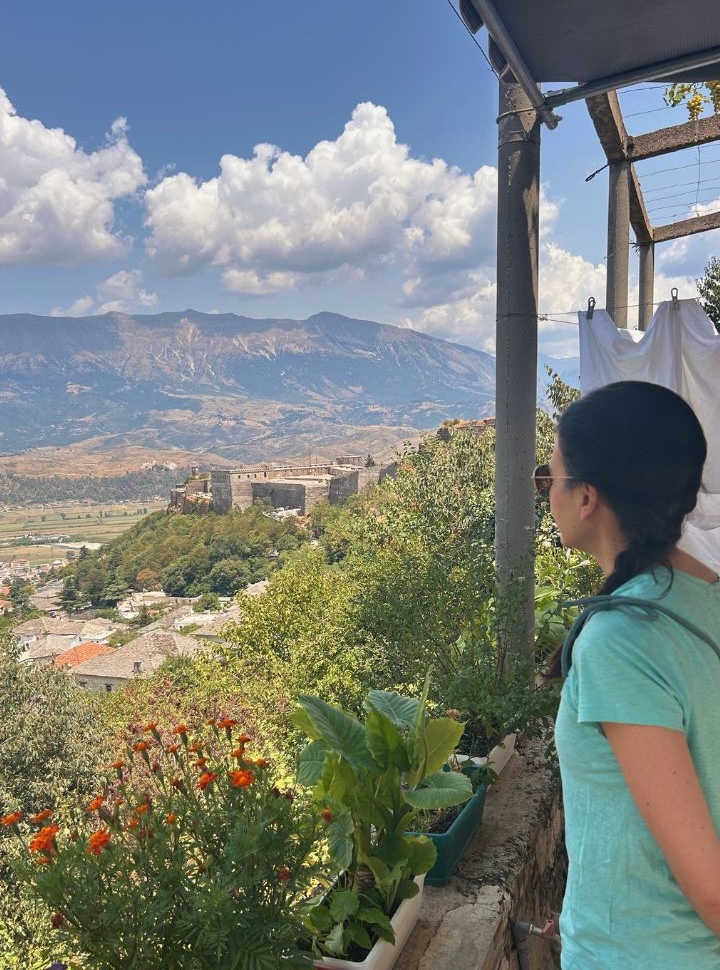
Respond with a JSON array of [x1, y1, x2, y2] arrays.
[[511, 918, 560, 970]]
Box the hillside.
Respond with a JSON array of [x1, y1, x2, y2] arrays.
[[0, 310, 497, 465]]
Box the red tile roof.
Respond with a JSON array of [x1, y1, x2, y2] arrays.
[[54, 641, 115, 669]]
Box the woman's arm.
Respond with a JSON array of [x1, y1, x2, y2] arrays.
[[603, 722, 720, 937]]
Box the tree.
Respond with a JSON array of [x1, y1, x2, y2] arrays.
[[365, 453, 376, 467], [8, 580, 33, 618], [0, 636, 103, 964], [59, 576, 84, 613], [697, 256, 720, 333]]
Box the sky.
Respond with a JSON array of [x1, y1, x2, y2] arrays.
[[1, 0, 719, 358]]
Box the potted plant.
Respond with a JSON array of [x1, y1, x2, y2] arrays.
[[294, 676, 473, 969], [6, 719, 322, 969]]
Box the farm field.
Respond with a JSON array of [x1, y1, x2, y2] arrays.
[[0, 501, 167, 565]]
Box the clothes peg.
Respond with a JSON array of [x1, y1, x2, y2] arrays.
[[586, 297, 596, 320]]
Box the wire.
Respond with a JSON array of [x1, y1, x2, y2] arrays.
[[445, 0, 500, 80]]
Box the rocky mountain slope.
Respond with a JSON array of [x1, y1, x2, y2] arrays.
[[0, 310, 498, 464]]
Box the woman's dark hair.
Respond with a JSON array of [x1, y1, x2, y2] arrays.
[[558, 380, 706, 595]]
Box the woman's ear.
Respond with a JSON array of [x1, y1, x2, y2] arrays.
[[578, 483, 600, 520]]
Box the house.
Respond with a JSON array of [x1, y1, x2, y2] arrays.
[[54, 641, 115, 670], [22, 634, 81, 666], [12, 616, 118, 659], [72, 630, 203, 693]]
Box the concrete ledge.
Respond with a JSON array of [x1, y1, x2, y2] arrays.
[[397, 738, 564, 970]]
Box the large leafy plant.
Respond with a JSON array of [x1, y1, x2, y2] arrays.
[[294, 678, 472, 960]]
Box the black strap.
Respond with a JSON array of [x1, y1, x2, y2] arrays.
[[560, 595, 720, 678]]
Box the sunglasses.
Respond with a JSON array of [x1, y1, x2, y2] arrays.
[[533, 463, 575, 500]]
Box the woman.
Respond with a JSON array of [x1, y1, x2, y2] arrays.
[[536, 380, 720, 969]]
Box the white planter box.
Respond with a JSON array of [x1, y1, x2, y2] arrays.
[[312, 875, 425, 970], [453, 733, 517, 779]]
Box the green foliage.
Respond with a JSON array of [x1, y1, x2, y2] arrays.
[[67, 506, 306, 605], [665, 81, 720, 121], [223, 545, 377, 712], [0, 638, 104, 965], [9, 722, 321, 970], [0, 468, 179, 507], [296, 679, 471, 960], [192, 592, 220, 613], [697, 256, 720, 333]]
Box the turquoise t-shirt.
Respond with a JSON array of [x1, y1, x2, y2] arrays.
[[555, 569, 720, 970]]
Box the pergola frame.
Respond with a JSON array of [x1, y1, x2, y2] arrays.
[[459, 0, 720, 660]]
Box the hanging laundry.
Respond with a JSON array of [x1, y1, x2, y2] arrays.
[[578, 299, 720, 571]]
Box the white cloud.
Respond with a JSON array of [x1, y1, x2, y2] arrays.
[[0, 90, 145, 265], [50, 270, 158, 317], [144, 102, 498, 297]]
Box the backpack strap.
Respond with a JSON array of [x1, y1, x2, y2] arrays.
[[560, 595, 720, 678]]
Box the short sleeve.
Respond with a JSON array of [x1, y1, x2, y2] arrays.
[[572, 612, 685, 730]]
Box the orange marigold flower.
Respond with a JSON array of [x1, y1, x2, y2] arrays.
[[165, 743, 180, 754], [0, 811, 22, 827], [86, 829, 112, 855], [133, 803, 150, 815], [228, 769, 254, 788], [254, 757, 269, 768], [197, 771, 218, 790], [34, 854, 52, 866], [321, 808, 333, 824], [230, 748, 246, 758], [188, 742, 204, 754], [127, 819, 139, 829], [170, 777, 185, 790], [217, 718, 239, 730], [143, 722, 158, 732], [194, 757, 207, 768], [29, 810, 53, 824], [110, 759, 126, 770], [29, 825, 60, 855], [133, 740, 152, 753], [205, 718, 217, 726], [165, 812, 177, 825], [235, 733, 251, 744], [86, 796, 104, 812], [172, 723, 188, 735]]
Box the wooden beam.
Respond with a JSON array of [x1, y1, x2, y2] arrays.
[[627, 114, 720, 162], [586, 92, 653, 245], [654, 209, 720, 242], [586, 91, 628, 162]]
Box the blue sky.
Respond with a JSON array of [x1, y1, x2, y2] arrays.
[[0, 0, 718, 357]]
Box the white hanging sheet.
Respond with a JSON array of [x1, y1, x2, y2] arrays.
[[577, 299, 720, 572]]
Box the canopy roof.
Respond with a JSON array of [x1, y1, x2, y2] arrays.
[[461, 0, 720, 125]]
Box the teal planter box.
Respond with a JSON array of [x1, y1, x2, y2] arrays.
[[423, 785, 488, 887]]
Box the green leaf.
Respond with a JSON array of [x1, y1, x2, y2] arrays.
[[404, 834, 437, 875], [405, 770, 473, 809], [297, 694, 377, 772], [395, 877, 420, 901], [329, 889, 359, 921], [291, 704, 319, 740], [421, 717, 465, 775], [347, 921, 373, 951], [364, 707, 407, 770], [324, 921, 348, 956], [297, 739, 330, 786], [327, 812, 354, 871], [365, 689, 419, 730]]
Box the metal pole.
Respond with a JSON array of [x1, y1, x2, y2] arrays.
[[606, 160, 630, 328], [495, 67, 539, 662], [638, 241, 655, 330]]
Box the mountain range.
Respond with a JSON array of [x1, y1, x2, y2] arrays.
[[0, 309, 576, 470]]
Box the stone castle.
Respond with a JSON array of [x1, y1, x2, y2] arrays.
[[169, 455, 394, 516]]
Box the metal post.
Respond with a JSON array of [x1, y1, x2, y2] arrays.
[[494, 65, 539, 662], [606, 160, 630, 328], [638, 241, 655, 330]]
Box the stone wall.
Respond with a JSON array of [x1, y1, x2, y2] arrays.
[[396, 738, 564, 970]]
